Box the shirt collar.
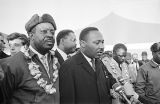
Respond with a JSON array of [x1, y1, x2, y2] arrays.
[[151, 59, 160, 68], [29, 46, 48, 59], [57, 48, 67, 60], [81, 52, 93, 66]]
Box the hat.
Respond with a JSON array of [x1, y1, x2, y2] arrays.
[[141, 51, 147, 56], [25, 14, 57, 33]]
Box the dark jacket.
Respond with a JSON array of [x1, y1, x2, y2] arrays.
[[0, 50, 60, 104], [59, 52, 116, 104], [0, 51, 9, 103], [135, 60, 160, 104], [55, 49, 64, 66], [138, 59, 150, 67], [0, 51, 9, 59]]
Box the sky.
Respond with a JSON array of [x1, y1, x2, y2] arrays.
[[1, 0, 160, 58], [1, 0, 160, 34]]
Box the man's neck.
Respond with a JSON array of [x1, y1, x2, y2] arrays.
[[31, 45, 48, 55], [29, 45, 48, 56], [58, 46, 69, 55]]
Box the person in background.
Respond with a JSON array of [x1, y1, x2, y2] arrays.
[[132, 53, 140, 71], [125, 52, 137, 85], [59, 27, 116, 104], [0, 32, 9, 59], [55, 29, 77, 65], [0, 13, 60, 104], [112, 43, 141, 104], [138, 51, 150, 66], [7, 32, 29, 56], [135, 42, 160, 104], [113, 43, 131, 81], [125, 52, 132, 65], [0, 32, 9, 103]]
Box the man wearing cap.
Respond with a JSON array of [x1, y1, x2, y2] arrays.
[[0, 13, 60, 104]]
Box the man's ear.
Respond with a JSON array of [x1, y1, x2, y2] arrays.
[[152, 52, 155, 57], [80, 40, 86, 48], [28, 32, 34, 41], [60, 38, 64, 45]]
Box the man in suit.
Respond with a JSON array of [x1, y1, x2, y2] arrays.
[[0, 13, 60, 104], [55, 29, 77, 65], [59, 27, 116, 104]]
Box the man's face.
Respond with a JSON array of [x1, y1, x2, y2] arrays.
[[0, 35, 5, 50], [82, 30, 104, 59], [9, 38, 23, 56], [114, 48, 126, 64], [63, 32, 77, 54], [31, 23, 55, 53], [126, 58, 131, 64], [101, 56, 109, 65], [142, 55, 147, 61], [132, 54, 138, 62], [153, 51, 160, 64]]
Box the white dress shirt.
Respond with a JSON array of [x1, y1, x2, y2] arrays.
[[81, 52, 95, 71], [57, 48, 68, 61], [29, 46, 50, 77]]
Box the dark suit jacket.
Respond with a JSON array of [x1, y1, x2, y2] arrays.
[[0, 50, 60, 104], [59, 52, 116, 104], [0, 51, 9, 103], [0, 51, 9, 59], [55, 49, 65, 66]]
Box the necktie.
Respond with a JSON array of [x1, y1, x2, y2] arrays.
[[135, 62, 139, 71], [91, 59, 96, 71], [40, 55, 50, 77]]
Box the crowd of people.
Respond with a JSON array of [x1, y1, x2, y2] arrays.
[[0, 13, 160, 104]]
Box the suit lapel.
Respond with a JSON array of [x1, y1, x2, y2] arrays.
[[95, 59, 110, 97], [55, 49, 64, 65], [76, 52, 96, 77]]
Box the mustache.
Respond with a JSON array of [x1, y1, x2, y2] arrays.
[[44, 37, 55, 42], [98, 48, 104, 52]]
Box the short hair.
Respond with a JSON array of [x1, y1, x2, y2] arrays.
[[79, 27, 99, 41], [150, 42, 160, 53], [113, 43, 127, 54], [56, 29, 74, 46], [7, 32, 29, 46], [102, 51, 113, 58]]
